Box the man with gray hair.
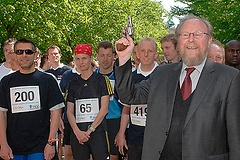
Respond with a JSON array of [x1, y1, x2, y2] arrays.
[[207, 39, 225, 64], [114, 14, 240, 159]]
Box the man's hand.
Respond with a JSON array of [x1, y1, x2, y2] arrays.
[[44, 143, 55, 160], [74, 129, 90, 145], [0, 144, 13, 160], [114, 133, 128, 156], [115, 32, 134, 66]]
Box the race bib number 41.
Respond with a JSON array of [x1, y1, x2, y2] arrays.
[[10, 86, 41, 113], [130, 104, 147, 126], [75, 98, 99, 123]]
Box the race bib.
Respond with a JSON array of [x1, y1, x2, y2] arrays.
[[10, 86, 41, 113], [130, 104, 147, 126], [75, 98, 99, 123], [110, 80, 115, 100]]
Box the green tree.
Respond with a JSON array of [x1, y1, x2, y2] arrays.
[[0, 0, 168, 63], [171, 0, 240, 45]]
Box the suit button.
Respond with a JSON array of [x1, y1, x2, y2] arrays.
[[165, 132, 168, 136]]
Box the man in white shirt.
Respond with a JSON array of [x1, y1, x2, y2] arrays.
[[0, 38, 19, 80]]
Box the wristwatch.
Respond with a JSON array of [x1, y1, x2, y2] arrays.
[[88, 124, 96, 132], [47, 140, 56, 146]]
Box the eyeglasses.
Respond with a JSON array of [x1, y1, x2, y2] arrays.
[[15, 49, 35, 55], [179, 31, 209, 39]]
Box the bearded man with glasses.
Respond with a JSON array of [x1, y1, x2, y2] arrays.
[[0, 38, 65, 160], [114, 14, 240, 160]]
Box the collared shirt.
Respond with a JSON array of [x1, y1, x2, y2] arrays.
[[72, 66, 81, 75], [50, 63, 65, 70], [137, 61, 159, 77], [179, 58, 207, 93], [0, 63, 13, 81]]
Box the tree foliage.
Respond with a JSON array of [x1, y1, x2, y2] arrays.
[[0, 0, 168, 63], [171, 0, 240, 45]]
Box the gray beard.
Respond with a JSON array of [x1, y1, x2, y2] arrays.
[[182, 52, 206, 67]]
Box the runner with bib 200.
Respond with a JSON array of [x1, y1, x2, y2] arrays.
[[0, 38, 64, 160]]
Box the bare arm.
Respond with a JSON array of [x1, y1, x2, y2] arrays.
[[0, 111, 13, 159], [49, 109, 61, 140], [67, 102, 89, 144], [115, 106, 130, 155], [86, 95, 109, 135], [44, 109, 61, 160]]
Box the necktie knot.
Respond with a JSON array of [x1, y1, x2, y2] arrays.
[[185, 67, 195, 76]]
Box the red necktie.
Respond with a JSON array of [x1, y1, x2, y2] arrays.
[[181, 68, 195, 100]]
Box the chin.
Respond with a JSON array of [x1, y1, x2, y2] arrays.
[[182, 51, 206, 66], [183, 56, 205, 66]]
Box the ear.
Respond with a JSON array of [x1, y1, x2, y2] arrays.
[[34, 51, 40, 60], [96, 53, 99, 60], [136, 51, 140, 59], [208, 36, 213, 47], [154, 51, 159, 59]]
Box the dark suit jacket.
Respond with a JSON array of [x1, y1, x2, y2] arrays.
[[115, 59, 240, 160]]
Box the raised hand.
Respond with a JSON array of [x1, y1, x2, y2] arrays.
[[115, 31, 134, 66]]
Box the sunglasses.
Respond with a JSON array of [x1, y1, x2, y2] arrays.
[[15, 49, 35, 55]]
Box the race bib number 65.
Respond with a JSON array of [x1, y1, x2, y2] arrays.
[[75, 98, 99, 123], [10, 86, 41, 113]]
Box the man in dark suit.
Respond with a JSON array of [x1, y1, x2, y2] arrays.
[[114, 14, 240, 160]]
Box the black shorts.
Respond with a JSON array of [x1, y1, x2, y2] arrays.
[[70, 130, 109, 160], [63, 122, 72, 145], [106, 118, 121, 155]]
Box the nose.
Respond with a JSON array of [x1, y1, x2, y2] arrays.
[[233, 50, 238, 56], [213, 57, 217, 62], [104, 56, 108, 61], [188, 33, 195, 42], [162, 48, 166, 54]]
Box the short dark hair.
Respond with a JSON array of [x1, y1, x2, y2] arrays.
[[97, 40, 114, 53], [40, 54, 48, 68], [14, 38, 37, 52], [46, 45, 61, 55], [225, 40, 240, 50], [160, 34, 178, 48]]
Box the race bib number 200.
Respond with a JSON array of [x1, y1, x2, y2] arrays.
[[10, 86, 41, 113]]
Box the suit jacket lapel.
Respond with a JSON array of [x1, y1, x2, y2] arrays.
[[183, 60, 216, 128]]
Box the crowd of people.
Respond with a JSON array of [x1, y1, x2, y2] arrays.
[[0, 14, 240, 160]]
